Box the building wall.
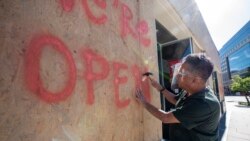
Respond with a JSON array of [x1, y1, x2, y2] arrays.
[[0, 0, 224, 140], [219, 21, 250, 95], [0, 0, 162, 140]]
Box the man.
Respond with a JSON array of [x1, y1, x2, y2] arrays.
[[136, 54, 221, 141]]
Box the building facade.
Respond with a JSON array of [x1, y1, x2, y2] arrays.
[[0, 0, 224, 140], [219, 21, 250, 95]]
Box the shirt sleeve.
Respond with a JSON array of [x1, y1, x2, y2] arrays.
[[172, 100, 211, 130]]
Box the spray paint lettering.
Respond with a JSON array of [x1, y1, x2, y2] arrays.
[[112, 0, 119, 8], [81, 0, 107, 25], [81, 48, 109, 105], [120, 3, 151, 47], [24, 34, 77, 103], [59, 0, 75, 12], [113, 62, 130, 108], [59, 0, 151, 47], [131, 65, 151, 102], [24, 34, 151, 107]]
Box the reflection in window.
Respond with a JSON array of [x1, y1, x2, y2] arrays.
[[228, 44, 250, 78]]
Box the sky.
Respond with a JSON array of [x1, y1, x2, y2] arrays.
[[194, 0, 250, 51]]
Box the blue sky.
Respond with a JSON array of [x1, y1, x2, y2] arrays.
[[195, 0, 250, 51]]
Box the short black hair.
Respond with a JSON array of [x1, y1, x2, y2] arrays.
[[182, 53, 214, 81]]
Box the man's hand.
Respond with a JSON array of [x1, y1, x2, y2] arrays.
[[135, 88, 180, 124], [135, 88, 146, 104], [150, 78, 163, 91]]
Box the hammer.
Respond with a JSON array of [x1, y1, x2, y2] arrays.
[[142, 72, 153, 81]]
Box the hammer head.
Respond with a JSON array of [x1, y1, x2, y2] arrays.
[[142, 72, 153, 81], [142, 72, 153, 76]]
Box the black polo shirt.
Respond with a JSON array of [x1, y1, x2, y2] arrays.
[[171, 88, 221, 141]]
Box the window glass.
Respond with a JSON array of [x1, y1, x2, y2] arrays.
[[228, 44, 250, 77]]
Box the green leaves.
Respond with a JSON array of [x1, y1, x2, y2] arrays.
[[230, 75, 250, 94]]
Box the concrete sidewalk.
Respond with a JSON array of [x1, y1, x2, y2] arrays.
[[219, 96, 250, 141]]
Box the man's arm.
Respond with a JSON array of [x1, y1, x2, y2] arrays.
[[150, 78, 177, 105], [135, 88, 180, 124]]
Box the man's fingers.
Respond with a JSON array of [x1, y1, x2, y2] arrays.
[[136, 88, 142, 93], [135, 88, 143, 99], [135, 89, 140, 98], [151, 79, 156, 85], [136, 89, 141, 96]]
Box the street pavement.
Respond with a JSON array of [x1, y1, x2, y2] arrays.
[[219, 96, 250, 141]]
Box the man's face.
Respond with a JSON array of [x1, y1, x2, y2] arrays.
[[176, 63, 195, 90]]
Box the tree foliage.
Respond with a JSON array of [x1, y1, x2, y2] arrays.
[[230, 75, 250, 105]]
